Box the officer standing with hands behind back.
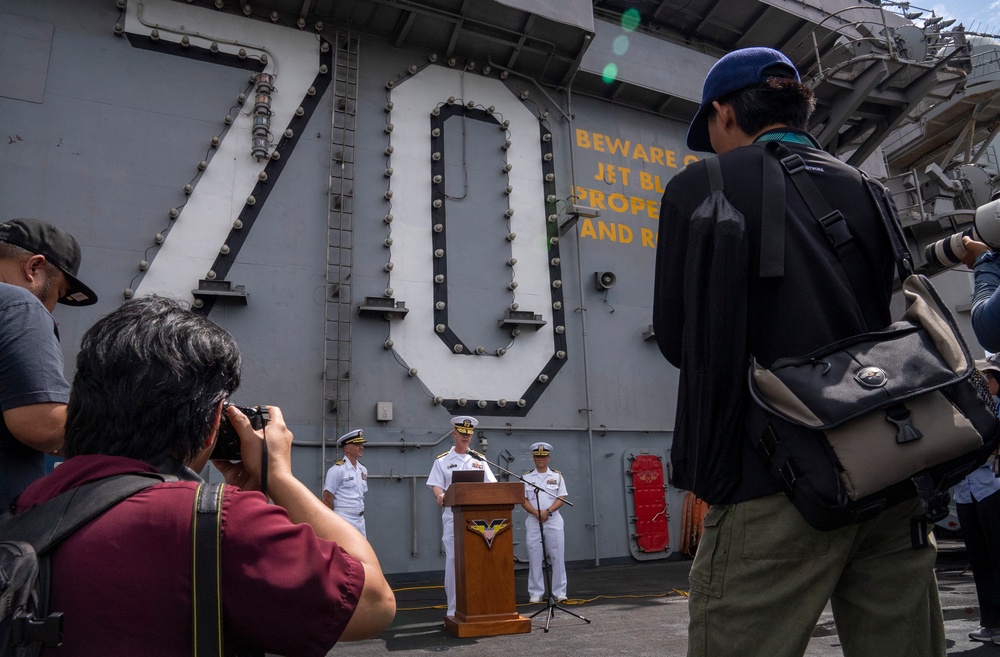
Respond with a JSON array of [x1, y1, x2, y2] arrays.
[[521, 441, 568, 603]]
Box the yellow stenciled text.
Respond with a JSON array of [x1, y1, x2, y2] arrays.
[[576, 220, 659, 248], [576, 129, 684, 168], [574, 187, 660, 221]]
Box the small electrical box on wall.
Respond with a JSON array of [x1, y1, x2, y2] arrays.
[[376, 402, 393, 422]]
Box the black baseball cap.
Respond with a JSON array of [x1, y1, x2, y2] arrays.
[[0, 218, 98, 306]]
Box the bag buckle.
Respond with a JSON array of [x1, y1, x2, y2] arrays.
[[780, 154, 805, 175], [12, 611, 65, 648], [909, 473, 949, 549], [886, 404, 923, 444], [819, 210, 853, 247], [757, 426, 779, 458], [779, 460, 798, 490]]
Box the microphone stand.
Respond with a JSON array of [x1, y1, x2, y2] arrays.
[[470, 450, 591, 632]]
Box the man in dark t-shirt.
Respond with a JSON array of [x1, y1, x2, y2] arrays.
[[0, 218, 97, 512]]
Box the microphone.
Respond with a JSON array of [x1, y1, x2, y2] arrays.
[[469, 450, 486, 462]]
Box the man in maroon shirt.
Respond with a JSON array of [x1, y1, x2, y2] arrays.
[[15, 295, 395, 656]]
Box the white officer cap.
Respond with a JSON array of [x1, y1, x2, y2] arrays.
[[338, 429, 366, 447], [531, 442, 552, 456], [451, 416, 478, 435]]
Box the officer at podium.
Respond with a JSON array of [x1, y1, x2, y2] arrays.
[[427, 416, 497, 617]]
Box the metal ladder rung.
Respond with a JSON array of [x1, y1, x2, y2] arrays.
[[322, 31, 361, 472]]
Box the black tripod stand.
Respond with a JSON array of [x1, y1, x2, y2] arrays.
[[470, 450, 591, 632], [525, 485, 591, 631]]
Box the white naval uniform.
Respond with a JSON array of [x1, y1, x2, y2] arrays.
[[523, 468, 568, 600], [426, 448, 497, 616], [324, 458, 368, 537]]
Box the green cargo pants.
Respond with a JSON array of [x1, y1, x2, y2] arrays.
[[687, 493, 945, 657]]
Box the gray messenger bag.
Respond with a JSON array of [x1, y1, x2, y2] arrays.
[[745, 144, 999, 546]]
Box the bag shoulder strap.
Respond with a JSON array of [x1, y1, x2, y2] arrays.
[[193, 482, 225, 657], [765, 141, 913, 282], [759, 146, 786, 278], [705, 154, 783, 279], [0, 472, 174, 651], [766, 142, 858, 294], [0, 473, 174, 554], [704, 155, 724, 194], [861, 171, 914, 281], [762, 142, 893, 330]]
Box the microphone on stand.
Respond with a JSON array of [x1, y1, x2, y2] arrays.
[[468, 449, 487, 462]]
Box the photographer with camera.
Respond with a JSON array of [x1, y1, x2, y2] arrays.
[[961, 235, 1000, 352], [12, 295, 395, 655]]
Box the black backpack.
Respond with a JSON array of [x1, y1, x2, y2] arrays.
[[667, 154, 749, 502], [0, 474, 171, 656]]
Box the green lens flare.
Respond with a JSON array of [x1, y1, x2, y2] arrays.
[[621, 8, 640, 32], [602, 63, 618, 83], [613, 35, 630, 55]]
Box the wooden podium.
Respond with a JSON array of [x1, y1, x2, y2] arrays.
[[443, 482, 532, 637]]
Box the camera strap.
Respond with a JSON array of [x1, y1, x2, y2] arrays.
[[192, 482, 265, 657], [260, 439, 268, 500], [193, 482, 225, 657], [258, 406, 270, 500]]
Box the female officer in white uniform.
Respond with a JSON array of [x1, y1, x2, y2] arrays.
[[521, 442, 568, 603]]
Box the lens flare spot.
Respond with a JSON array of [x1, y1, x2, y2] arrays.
[[602, 63, 618, 83], [621, 8, 640, 32], [613, 35, 630, 55]]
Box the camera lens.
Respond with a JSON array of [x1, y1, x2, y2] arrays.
[[924, 227, 977, 269]]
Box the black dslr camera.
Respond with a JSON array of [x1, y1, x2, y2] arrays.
[[211, 404, 269, 460]]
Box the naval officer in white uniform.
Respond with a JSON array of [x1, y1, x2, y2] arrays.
[[426, 416, 497, 617], [322, 429, 369, 536], [521, 441, 568, 603]]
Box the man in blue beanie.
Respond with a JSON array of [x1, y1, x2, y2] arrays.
[[653, 48, 945, 656]]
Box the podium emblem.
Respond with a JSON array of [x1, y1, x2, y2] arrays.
[[467, 519, 510, 548]]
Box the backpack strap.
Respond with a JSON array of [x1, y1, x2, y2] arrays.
[[706, 154, 785, 279], [704, 155, 724, 194], [193, 482, 225, 657], [0, 473, 174, 553], [759, 147, 786, 278], [0, 472, 173, 650]]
